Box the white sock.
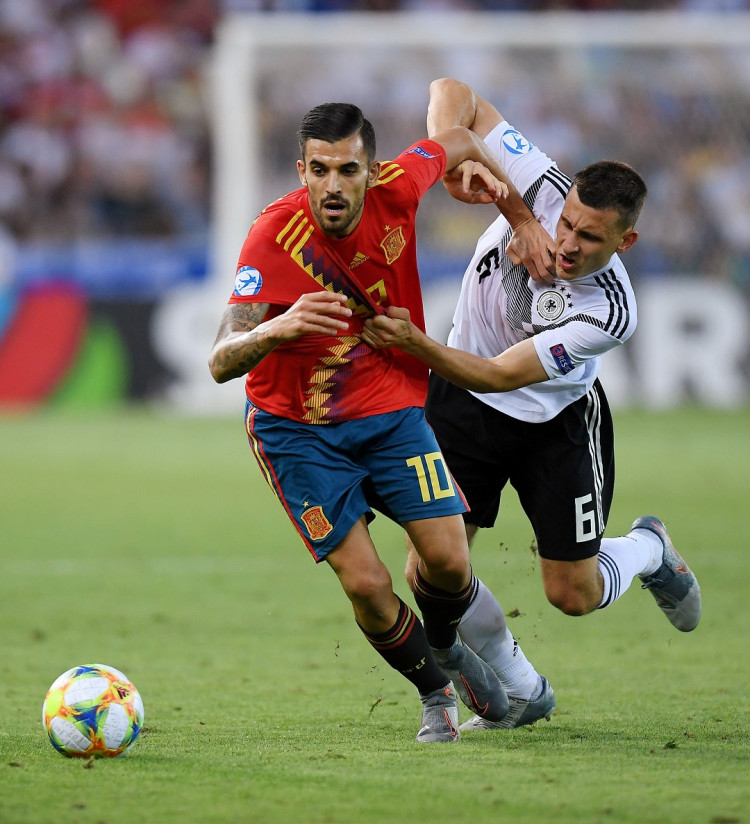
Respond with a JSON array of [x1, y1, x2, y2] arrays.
[[630, 528, 666, 576], [458, 579, 541, 700], [597, 531, 663, 609]]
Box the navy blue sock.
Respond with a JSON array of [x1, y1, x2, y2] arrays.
[[359, 597, 448, 695], [412, 568, 478, 649]]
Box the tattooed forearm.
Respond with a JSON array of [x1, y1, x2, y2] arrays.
[[216, 303, 269, 335], [208, 302, 275, 383], [210, 329, 268, 381]]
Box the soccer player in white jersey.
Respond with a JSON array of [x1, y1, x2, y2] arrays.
[[363, 78, 701, 732]]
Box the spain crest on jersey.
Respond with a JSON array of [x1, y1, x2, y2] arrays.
[[380, 226, 406, 265]]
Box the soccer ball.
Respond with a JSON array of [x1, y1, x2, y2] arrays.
[[42, 663, 144, 758]]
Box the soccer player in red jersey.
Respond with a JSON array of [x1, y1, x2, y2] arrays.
[[209, 102, 551, 742]]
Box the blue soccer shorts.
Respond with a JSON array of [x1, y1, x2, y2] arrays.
[[244, 400, 468, 562]]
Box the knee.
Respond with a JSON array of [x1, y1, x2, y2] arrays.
[[342, 565, 393, 611], [344, 568, 400, 632], [406, 518, 471, 589], [415, 534, 470, 584], [417, 555, 471, 596], [543, 580, 597, 617], [420, 551, 467, 583], [541, 557, 602, 617]]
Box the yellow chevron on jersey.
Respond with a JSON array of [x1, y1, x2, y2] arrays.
[[276, 209, 309, 250], [374, 160, 405, 186], [275, 209, 370, 317], [302, 335, 362, 423]]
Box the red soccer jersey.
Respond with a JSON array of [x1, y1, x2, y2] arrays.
[[228, 139, 447, 424]]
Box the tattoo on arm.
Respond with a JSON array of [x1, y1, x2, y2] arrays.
[[211, 302, 273, 381], [220, 302, 269, 333]]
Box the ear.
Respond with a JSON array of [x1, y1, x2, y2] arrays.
[[367, 160, 381, 189], [297, 159, 307, 187], [616, 228, 638, 254]]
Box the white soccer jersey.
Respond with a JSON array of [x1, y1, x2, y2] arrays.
[[446, 121, 637, 422]]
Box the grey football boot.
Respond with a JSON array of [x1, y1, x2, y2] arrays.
[[432, 639, 509, 722], [460, 676, 555, 731], [416, 685, 460, 743], [634, 516, 701, 632]]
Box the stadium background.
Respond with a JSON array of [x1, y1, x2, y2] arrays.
[[0, 0, 748, 413]]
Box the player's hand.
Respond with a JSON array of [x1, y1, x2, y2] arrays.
[[362, 306, 416, 351], [271, 291, 352, 341], [442, 160, 509, 205], [506, 217, 556, 283]]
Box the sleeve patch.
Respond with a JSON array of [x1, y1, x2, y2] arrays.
[[405, 145, 439, 160], [501, 128, 534, 155], [234, 265, 263, 297], [550, 343, 575, 375]]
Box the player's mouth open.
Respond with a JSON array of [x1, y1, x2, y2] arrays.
[[558, 253, 576, 272], [323, 200, 346, 216]]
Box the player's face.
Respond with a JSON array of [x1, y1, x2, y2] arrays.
[[554, 186, 638, 280], [298, 134, 380, 238]]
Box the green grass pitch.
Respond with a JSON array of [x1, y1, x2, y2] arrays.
[[0, 406, 748, 824]]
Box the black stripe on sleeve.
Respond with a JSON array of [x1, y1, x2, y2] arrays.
[[594, 269, 632, 340]]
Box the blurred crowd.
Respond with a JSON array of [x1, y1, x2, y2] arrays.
[[224, 1, 750, 9], [251, 26, 750, 286], [0, 0, 215, 244], [0, 0, 749, 289]]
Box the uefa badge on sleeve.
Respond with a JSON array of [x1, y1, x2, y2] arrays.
[[501, 128, 533, 155], [234, 266, 263, 297]]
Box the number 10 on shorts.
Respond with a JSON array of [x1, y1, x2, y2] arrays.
[[406, 452, 456, 502]]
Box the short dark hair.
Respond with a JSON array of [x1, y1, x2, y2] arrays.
[[297, 103, 376, 164], [572, 161, 647, 229]]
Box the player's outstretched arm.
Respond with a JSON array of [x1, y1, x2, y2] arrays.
[[427, 77, 503, 139], [428, 78, 555, 281], [428, 78, 520, 214], [362, 307, 548, 393], [209, 292, 351, 383]]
